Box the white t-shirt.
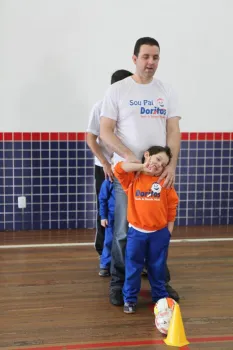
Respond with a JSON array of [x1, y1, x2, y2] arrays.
[[87, 100, 113, 167], [101, 77, 181, 164]]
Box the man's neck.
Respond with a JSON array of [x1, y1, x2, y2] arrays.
[[132, 73, 154, 85]]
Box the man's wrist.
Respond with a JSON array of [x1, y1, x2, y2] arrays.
[[169, 157, 178, 169], [102, 160, 110, 167]]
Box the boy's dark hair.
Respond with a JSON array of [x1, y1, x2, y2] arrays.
[[141, 145, 172, 164], [111, 70, 133, 84], [134, 37, 160, 57]]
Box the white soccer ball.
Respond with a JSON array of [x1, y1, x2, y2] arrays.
[[154, 297, 176, 334]]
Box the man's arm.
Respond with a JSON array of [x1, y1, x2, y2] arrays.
[[158, 117, 181, 188], [100, 117, 139, 162], [166, 117, 181, 169], [86, 133, 109, 166], [86, 132, 114, 181]]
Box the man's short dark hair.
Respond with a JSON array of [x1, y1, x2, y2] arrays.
[[142, 145, 172, 164], [111, 69, 133, 84], [134, 37, 160, 57]]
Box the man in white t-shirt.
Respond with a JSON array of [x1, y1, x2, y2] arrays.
[[100, 37, 181, 306], [87, 70, 133, 257]]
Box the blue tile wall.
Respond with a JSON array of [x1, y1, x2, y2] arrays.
[[0, 139, 232, 231], [0, 139, 95, 231]]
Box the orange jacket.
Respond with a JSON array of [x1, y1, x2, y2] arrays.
[[114, 162, 179, 231]]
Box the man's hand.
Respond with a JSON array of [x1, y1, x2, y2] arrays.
[[158, 164, 176, 188], [103, 162, 114, 182], [101, 219, 108, 227]]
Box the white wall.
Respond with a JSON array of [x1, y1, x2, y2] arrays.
[[1, 0, 233, 132]]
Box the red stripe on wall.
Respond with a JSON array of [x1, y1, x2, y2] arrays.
[[181, 132, 189, 140], [3, 132, 13, 141], [41, 133, 49, 141], [68, 132, 77, 141], [13, 132, 23, 141], [189, 132, 197, 140], [0, 132, 87, 141], [0, 132, 232, 141]]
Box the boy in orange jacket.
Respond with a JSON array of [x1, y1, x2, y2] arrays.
[[114, 145, 179, 314]]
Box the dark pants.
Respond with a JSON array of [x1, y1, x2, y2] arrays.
[[124, 226, 170, 303], [94, 165, 106, 256], [110, 178, 171, 293]]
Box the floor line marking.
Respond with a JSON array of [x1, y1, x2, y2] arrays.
[[11, 335, 233, 350], [1, 237, 233, 249]]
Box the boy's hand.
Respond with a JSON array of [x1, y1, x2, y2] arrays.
[[101, 219, 108, 227], [168, 222, 174, 234], [142, 157, 154, 174]]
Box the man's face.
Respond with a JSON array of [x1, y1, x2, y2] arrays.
[[133, 44, 160, 79]]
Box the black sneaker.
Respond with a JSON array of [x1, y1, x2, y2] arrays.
[[109, 288, 124, 306], [99, 268, 110, 277], [124, 302, 136, 314], [165, 283, 180, 303]]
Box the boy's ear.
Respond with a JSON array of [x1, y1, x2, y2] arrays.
[[144, 151, 149, 160]]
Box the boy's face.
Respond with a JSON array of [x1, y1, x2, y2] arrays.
[[144, 151, 169, 176]]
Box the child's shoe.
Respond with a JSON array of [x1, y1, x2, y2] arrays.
[[165, 283, 180, 303], [124, 302, 136, 314], [99, 268, 110, 277]]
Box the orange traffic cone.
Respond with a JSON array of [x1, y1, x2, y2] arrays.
[[164, 303, 189, 347]]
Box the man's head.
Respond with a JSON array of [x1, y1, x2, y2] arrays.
[[133, 37, 160, 81], [142, 145, 172, 176], [111, 69, 133, 84]]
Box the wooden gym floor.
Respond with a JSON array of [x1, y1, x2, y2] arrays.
[[1, 225, 233, 350]]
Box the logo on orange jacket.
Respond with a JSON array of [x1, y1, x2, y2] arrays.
[[135, 182, 161, 199]]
